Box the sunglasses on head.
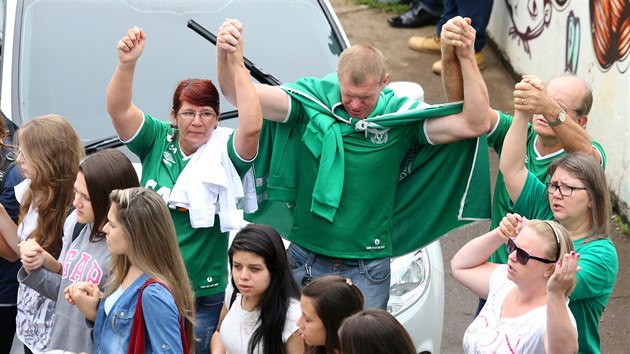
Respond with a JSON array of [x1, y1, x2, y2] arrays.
[[506, 237, 557, 265]]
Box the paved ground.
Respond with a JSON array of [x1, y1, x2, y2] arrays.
[[330, 1, 630, 353]]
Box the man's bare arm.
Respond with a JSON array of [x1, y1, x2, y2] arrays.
[[216, 19, 289, 122], [426, 16, 493, 144]]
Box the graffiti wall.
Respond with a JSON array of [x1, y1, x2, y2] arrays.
[[487, 0, 630, 217]]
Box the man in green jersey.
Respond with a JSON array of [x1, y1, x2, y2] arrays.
[[440, 17, 606, 314], [217, 17, 491, 309]]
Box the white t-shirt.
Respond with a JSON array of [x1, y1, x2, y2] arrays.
[[220, 286, 301, 354], [462, 265, 576, 354]]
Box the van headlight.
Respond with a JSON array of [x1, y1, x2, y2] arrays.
[[387, 248, 430, 316]]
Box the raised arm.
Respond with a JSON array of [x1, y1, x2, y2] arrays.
[[106, 26, 146, 141], [499, 97, 531, 203], [225, 23, 262, 160], [426, 16, 493, 144], [216, 19, 289, 122], [441, 18, 464, 102], [544, 252, 579, 354], [450, 227, 503, 299], [514, 75, 601, 163]]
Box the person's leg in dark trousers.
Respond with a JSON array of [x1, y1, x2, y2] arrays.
[[0, 306, 17, 353], [428, 0, 493, 74], [435, 0, 459, 37], [451, 0, 494, 52]]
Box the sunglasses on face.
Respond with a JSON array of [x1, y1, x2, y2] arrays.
[[506, 238, 557, 265]]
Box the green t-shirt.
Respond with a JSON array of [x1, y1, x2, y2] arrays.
[[284, 96, 430, 259], [125, 114, 251, 297], [513, 173, 619, 354], [488, 111, 606, 263]]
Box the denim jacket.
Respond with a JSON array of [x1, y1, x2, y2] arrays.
[[93, 273, 184, 353]]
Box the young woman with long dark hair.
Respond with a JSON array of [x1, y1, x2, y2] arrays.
[[211, 224, 303, 354]]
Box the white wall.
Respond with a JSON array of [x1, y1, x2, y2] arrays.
[[486, 0, 630, 218]]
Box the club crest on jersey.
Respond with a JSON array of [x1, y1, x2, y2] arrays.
[[167, 142, 178, 155], [369, 131, 388, 145], [162, 151, 176, 166]]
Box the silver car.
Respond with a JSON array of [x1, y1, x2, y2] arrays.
[[0, 1, 444, 353]]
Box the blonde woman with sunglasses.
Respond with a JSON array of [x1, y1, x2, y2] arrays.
[[452, 217, 579, 354]]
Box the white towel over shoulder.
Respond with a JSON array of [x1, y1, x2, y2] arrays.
[[168, 127, 257, 232]]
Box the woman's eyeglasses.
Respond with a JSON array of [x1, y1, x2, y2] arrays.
[[506, 238, 557, 265], [546, 182, 587, 197], [177, 111, 216, 120]]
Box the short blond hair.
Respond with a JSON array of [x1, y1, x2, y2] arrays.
[[337, 45, 387, 85]]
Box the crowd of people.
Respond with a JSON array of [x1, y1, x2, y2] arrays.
[[0, 11, 617, 354]]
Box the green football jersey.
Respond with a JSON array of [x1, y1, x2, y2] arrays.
[[285, 97, 429, 258], [126, 114, 251, 296]]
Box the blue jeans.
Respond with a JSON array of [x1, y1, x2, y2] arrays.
[[195, 292, 224, 354], [287, 243, 391, 309], [436, 0, 494, 52]]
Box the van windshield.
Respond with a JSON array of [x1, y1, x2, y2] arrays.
[[10, 0, 343, 142]]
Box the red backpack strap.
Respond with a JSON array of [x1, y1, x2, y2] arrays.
[[127, 278, 189, 354]]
